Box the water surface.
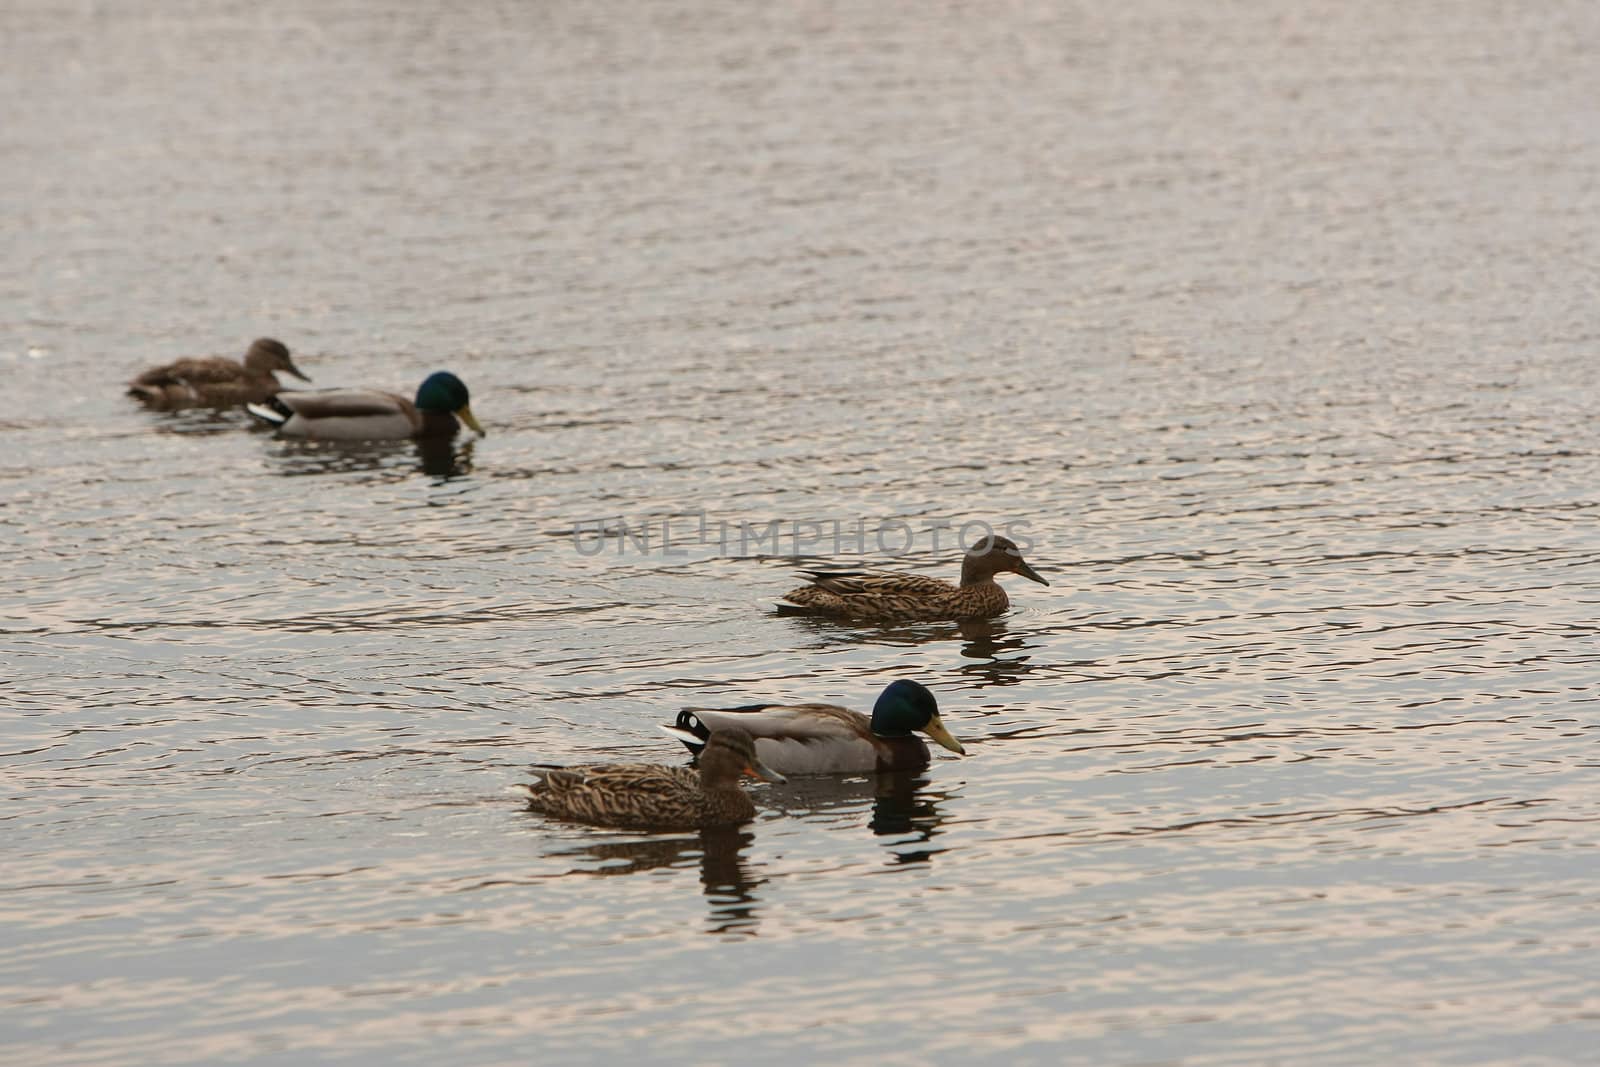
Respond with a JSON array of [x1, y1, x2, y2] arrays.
[[4, 2, 1599, 1064]]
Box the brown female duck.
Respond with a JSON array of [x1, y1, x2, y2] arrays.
[[127, 337, 309, 409], [779, 535, 1048, 622], [514, 728, 785, 830]]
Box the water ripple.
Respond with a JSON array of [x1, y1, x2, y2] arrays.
[[5, 1, 1600, 1064]]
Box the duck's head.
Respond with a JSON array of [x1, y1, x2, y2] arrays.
[[699, 727, 787, 785], [415, 371, 486, 435], [245, 337, 310, 382], [962, 534, 1047, 586], [871, 679, 965, 756]]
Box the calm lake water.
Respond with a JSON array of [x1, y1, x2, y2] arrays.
[[4, 2, 1599, 1064]]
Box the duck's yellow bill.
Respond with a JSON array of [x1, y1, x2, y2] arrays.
[[456, 404, 486, 436], [924, 715, 966, 756]]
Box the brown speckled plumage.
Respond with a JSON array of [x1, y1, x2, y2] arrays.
[[515, 728, 783, 830], [780, 536, 1049, 622], [128, 338, 310, 410]]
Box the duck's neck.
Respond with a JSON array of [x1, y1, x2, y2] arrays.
[[959, 555, 1000, 587], [868, 715, 911, 738], [697, 757, 742, 793]]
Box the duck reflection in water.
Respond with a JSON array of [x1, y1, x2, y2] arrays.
[[775, 616, 1040, 684], [765, 771, 955, 866], [261, 437, 475, 481], [416, 437, 473, 480], [953, 619, 1041, 687], [868, 772, 946, 846], [147, 407, 253, 437], [539, 826, 764, 938]]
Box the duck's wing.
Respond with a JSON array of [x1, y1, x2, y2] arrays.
[[665, 704, 881, 774], [129, 357, 246, 387], [515, 762, 696, 824], [536, 762, 694, 793], [261, 388, 419, 440], [777, 570, 959, 619], [272, 389, 410, 419], [802, 571, 955, 597]]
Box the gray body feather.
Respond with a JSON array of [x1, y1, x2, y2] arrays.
[[669, 704, 923, 774], [257, 389, 419, 440]]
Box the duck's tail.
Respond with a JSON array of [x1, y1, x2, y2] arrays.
[[658, 710, 710, 755], [127, 382, 176, 408], [244, 396, 291, 428]]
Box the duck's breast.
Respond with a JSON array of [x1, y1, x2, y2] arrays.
[[872, 734, 932, 771]]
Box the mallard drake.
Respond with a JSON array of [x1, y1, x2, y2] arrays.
[[127, 337, 309, 409], [661, 680, 965, 775], [245, 370, 485, 441], [513, 728, 785, 830], [779, 535, 1048, 622]]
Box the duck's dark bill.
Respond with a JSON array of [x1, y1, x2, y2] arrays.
[[1017, 560, 1048, 585]]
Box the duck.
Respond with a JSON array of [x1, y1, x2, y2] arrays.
[[778, 535, 1048, 622], [660, 679, 965, 775], [245, 370, 485, 441], [127, 337, 310, 409], [513, 728, 785, 830]]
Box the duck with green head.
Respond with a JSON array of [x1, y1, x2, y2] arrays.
[[128, 337, 310, 410], [661, 680, 966, 775], [514, 728, 786, 830], [246, 370, 485, 441], [779, 535, 1048, 622]]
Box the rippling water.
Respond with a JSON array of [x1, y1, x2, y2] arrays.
[[5, 2, 1599, 1064]]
